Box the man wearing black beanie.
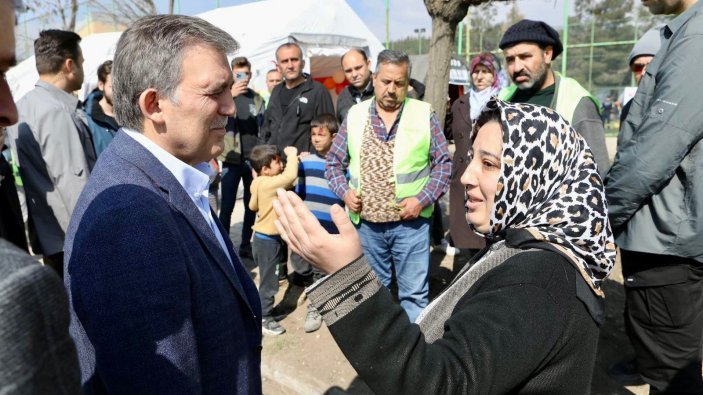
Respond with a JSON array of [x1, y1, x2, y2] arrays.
[[498, 19, 610, 176]]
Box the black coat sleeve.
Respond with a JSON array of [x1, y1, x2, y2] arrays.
[[309, 252, 586, 394]]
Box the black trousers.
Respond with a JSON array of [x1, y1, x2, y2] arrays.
[[621, 249, 703, 394], [290, 252, 324, 282], [252, 234, 286, 317]]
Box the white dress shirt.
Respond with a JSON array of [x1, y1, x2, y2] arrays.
[[123, 128, 233, 264]]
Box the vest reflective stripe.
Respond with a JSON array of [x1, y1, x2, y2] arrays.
[[396, 166, 431, 184], [498, 72, 600, 124], [346, 97, 434, 224]]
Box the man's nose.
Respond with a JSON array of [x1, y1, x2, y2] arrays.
[[0, 81, 19, 127], [221, 96, 235, 116]]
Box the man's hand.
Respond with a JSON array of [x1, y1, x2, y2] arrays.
[[230, 80, 248, 97], [283, 146, 298, 158], [273, 189, 362, 274], [298, 151, 310, 159], [343, 189, 362, 213], [398, 197, 423, 220]]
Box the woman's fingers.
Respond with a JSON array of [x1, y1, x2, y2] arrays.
[[330, 204, 354, 239], [286, 191, 326, 244], [273, 190, 304, 253]]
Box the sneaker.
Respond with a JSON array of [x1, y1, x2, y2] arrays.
[[262, 316, 286, 336], [303, 305, 322, 333], [433, 239, 459, 256], [292, 272, 314, 287], [238, 245, 253, 259], [607, 358, 645, 386]]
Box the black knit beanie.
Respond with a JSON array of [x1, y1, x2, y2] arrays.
[[499, 20, 564, 59]]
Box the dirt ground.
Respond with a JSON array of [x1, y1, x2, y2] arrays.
[[227, 196, 649, 395]]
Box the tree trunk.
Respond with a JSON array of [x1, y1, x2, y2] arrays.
[[69, 0, 78, 31], [422, 0, 509, 127], [425, 17, 455, 127]]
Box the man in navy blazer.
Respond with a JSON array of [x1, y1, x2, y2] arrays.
[[64, 15, 263, 394]]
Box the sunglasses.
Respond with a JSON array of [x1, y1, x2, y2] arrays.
[[630, 63, 648, 73]]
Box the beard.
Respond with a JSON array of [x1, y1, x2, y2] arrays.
[[514, 63, 550, 96]]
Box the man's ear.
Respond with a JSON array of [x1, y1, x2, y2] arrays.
[[97, 80, 105, 92], [139, 88, 164, 124], [543, 45, 554, 64], [63, 58, 75, 75], [300, 58, 306, 71]]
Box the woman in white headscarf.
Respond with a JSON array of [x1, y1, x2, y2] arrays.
[[446, 53, 503, 252], [273, 99, 615, 394]]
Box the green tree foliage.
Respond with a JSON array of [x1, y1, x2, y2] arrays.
[[566, 0, 635, 90]]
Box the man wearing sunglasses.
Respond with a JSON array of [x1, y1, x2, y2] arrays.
[[617, 25, 664, 138]]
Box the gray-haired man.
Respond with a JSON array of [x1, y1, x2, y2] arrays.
[[64, 15, 262, 393], [326, 50, 451, 322]]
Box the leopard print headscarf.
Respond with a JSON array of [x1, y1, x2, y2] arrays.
[[469, 99, 615, 294]]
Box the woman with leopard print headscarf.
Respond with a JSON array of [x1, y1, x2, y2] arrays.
[[273, 98, 615, 394]]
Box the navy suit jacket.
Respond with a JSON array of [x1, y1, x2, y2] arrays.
[[64, 130, 262, 394]]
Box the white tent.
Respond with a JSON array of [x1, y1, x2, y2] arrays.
[[8, 0, 385, 102], [198, 0, 384, 95]]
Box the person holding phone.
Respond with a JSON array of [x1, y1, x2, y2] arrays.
[[218, 56, 265, 258]]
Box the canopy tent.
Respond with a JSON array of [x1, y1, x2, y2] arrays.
[[8, 0, 385, 102]]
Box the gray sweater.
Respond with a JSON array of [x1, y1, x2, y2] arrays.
[[0, 239, 80, 394]]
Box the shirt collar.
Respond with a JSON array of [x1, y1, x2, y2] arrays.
[[351, 79, 374, 97], [123, 128, 210, 200], [664, 0, 702, 38]]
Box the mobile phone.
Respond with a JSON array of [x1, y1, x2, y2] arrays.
[[235, 72, 247, 81]]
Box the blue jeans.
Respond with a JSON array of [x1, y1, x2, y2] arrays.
[[218, 162, 255, 247], [357, 217, 430, 322]]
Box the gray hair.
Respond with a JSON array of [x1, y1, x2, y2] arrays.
[[375, 49, 410, 73], [113, 14, 239, 131]]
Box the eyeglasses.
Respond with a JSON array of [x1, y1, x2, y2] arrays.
[[630, 63, 648, 73]]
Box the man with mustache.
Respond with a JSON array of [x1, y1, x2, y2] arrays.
[[498, 20, 610, 175], [64, 15, 263, 393], [326, 50, 450, 322]]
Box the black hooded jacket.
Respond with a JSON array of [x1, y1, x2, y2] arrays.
[[260, 75, 334, 153]]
